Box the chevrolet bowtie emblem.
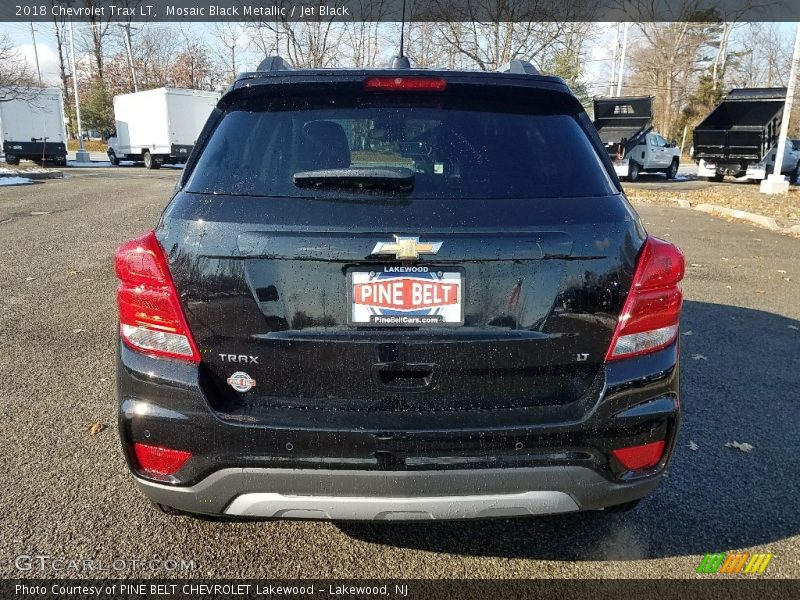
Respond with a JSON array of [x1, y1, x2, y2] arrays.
[[371, 236, 443, 260]]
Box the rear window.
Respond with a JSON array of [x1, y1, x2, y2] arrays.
[[185, 97, 615, 199]]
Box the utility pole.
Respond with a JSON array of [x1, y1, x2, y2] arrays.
[[616, 22, 630, 97], [608, 24, 619, 96], [121, 23, 139, 92], [30, 23, 42, 86], [68, 18, 90, 163], [761, 22, 800, 195]]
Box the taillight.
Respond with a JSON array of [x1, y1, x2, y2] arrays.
[[364, 77, 447, 92], [606, 236, 685, 361], [115, 231, 200, 362], [612, 440, 666, 471], [132, 443, 191, 477]]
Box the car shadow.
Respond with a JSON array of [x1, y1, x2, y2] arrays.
[[337, 300, 800, 561]]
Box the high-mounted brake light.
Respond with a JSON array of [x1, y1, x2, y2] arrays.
[[364, 77, 447, 92], [133, 443, 192, 477], [115, 231, 200, 362], [612, 440, 665, 471], [606, 236, 685, 361]]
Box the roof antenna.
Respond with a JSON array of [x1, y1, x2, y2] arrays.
[[391, 0, 411, 69]]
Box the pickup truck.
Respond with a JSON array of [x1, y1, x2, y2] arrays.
[[593, 96, 681, 181]]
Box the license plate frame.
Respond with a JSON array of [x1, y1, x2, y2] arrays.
[[347, 266, 464, 327]]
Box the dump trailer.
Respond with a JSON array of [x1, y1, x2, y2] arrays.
[[107, 87, 220, 169], [694, 87, 799, 182], [593, 96, 680, 181], [1, 88, 67, 166]]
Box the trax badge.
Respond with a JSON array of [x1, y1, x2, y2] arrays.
[[219, 354, 259, 364], [227, 372, 256, 393], [371, 236, 442, 260]]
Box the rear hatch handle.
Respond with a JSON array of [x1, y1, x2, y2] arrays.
[[371, 362, 435, 392]]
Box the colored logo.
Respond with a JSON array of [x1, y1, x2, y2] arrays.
[[696, 552, 773, 574], [227, 371, 256, 393]]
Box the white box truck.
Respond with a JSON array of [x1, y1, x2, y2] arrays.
[[1, 88, 67, 166], [107, 87, 220, 169]]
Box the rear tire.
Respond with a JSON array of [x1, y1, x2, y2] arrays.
[[108, 149, 120, 166], [5, 154, 19, 166], [665, 159, 679, 180], [707, 173, 724, 182], [791, 162, 800, 184], [627, 161, 641, 182], [143, 151, 161, 170], [604, 499, 642, 514]]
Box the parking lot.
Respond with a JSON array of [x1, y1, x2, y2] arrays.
[[1, 167, 798, 579]]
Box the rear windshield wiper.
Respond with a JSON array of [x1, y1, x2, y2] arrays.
[[293, 167, 414, 192]]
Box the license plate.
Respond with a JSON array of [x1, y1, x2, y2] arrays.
[[349, 266, 463, 327]]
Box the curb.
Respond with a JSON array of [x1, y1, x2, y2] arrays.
[[693, 203, 781, 231], [663, 198, 799, 235]]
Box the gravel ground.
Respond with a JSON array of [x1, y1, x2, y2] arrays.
[[0, 168, 798, 581]]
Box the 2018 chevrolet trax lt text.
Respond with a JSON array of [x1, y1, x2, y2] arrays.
[[116, 57, 684, 520]]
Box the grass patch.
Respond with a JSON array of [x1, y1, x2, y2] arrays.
[[67, 140, 107, 152]]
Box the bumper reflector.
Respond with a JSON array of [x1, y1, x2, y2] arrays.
[[612, 440, 665, 471], [133, 443, 191, 477]]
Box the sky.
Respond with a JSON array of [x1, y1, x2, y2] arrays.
[[0, 20, 621, 95], [1, 21, 797, 97]]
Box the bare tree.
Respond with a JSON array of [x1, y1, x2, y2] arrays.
[[417, 1, 594, 72], [247, 22, 279, 57], [249, 2, 344, 68], [342, 1, 387, 67], [728, 23, 792, 88], [404, 22, 455, 68], [627, 22, 720, 137], [0, 34, 40, 102], [76, 0, 115, 78], [134, 26, 179, 88], [211, 22, 246, 83], [51, 8, 73, 130]]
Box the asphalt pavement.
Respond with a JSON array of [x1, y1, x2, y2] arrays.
[[0, 167, 798, 580]]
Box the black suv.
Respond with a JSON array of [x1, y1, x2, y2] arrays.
[[116, 57, 684, 520]]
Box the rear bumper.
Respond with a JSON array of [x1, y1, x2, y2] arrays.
[[169, 144, 193, 162], [118, 341, 680, 519], [3, 140, 66, 159], [135, 465, 662, 520]]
